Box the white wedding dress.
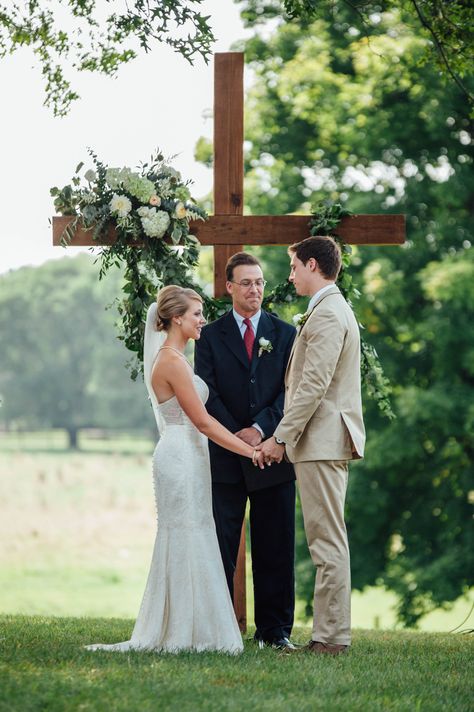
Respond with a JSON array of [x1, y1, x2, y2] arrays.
[[86, 307, 243, 654]]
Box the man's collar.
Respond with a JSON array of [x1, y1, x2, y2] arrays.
[[307, 284, 336, 313], [233, 309, 261, 329]]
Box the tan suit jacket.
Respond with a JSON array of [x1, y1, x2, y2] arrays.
[[274, 285, 365, 463]]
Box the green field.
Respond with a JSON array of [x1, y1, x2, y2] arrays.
[[1, 431, 473, 631]]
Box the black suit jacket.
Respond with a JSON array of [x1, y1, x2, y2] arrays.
[[195, 309, 296, 492]]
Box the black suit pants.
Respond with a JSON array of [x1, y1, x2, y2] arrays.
[[212, 479, 295, 642]]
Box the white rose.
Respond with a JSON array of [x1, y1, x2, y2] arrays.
[[292, 313, 304, 325], [259, 337, 270, 347]]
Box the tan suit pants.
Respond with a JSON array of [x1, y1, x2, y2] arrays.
[[295, 460, 351, 646]]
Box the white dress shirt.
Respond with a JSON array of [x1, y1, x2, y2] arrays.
[[232, 309, 261, 337], [232, 309, 264, 438]]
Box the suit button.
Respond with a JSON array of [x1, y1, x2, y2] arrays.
[[250, 403, 256, 408], [250, 377, 255, 384]]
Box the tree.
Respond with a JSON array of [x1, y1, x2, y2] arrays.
[[2, 1, 472, 116], [0, 255, 154, 448], [227, 3, 474, 624], [241, 0, 474, 106], [0, 0, 214, 115]]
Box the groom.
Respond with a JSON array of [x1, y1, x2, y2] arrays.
[[261, 236, 366, 655], [195, 252, 296, 650]]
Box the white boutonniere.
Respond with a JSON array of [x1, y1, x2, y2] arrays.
[[258, 337, 273, 357], [292, 312, 309, 330]]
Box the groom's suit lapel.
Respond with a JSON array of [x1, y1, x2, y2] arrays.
[[251, 311, 276, 376], [286, 285, 341, 376]]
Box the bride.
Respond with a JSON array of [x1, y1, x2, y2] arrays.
[[87, 285, 264, 654]]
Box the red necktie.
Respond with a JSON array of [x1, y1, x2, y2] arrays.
[[243, 318, 255, 361]]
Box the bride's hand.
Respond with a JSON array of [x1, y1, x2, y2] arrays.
[[252, 448, 266, 470]]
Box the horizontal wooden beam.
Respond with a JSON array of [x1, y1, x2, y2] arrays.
[[192, 214, 405, 246], [52, 213, 405, 247]]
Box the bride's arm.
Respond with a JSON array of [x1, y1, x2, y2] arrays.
[[153, 355, 264, 467]]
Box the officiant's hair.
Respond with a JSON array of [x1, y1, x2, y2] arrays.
[[225, 252, 262, 282], [155, 285, 203, 331], [288, 236, 341, 280]]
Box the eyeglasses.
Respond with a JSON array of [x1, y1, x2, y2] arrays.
[[231, 279, 267, 289]]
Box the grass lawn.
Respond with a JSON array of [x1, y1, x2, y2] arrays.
[[1, 431, 473, 630], [0, 615, 472, 712]]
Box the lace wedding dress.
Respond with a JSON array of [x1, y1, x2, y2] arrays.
[[86, 320, 243, 654]]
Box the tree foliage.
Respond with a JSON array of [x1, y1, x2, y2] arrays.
[[2, 1, 472, 116], [241, 0, 474, 106], [0, 0, 214, 115], [234, 2, 474, 624], [0, 256, 154, 448]]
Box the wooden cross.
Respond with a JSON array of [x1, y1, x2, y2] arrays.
[[53, 52, 405, 632]]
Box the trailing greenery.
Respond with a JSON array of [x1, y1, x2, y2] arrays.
[[1, 615, 473, 712], [264, 202, 394, 418], [312, 203, 394, 419]]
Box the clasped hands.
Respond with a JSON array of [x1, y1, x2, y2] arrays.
[[235, 426, 285, 468]]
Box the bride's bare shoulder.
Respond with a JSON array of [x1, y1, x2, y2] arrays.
[[152, 348, 191, 382]]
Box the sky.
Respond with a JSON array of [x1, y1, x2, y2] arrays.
[[0, 0, 252, 275]]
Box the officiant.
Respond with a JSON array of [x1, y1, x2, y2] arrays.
[[195, 251, 297, 651]]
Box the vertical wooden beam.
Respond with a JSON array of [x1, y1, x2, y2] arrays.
[[213, 52, 244, 218], [213, 52, 245, 296], [213, 51, 246, 632]]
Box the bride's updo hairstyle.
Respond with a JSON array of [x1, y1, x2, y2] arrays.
[[155, 285, 203, 332]]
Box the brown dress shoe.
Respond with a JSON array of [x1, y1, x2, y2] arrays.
[[307, 640, 349, 656]]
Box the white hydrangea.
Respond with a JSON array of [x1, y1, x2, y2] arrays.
[[139, 207, 170, 238], [109, 193, 132, 218]]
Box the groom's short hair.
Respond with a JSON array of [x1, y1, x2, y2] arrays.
[[288, 236, 342, 280], [226, 252, 262, 282]]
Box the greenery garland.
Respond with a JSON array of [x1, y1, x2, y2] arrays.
[[52, 154, 393, 417]]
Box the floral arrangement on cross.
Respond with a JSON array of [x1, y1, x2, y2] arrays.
[[52, 151, 394, 418], [51, 149, 210, 378]]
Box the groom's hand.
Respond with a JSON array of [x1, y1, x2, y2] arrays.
[[235, 426, 263, 447], [260, 436, 285, 465]]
